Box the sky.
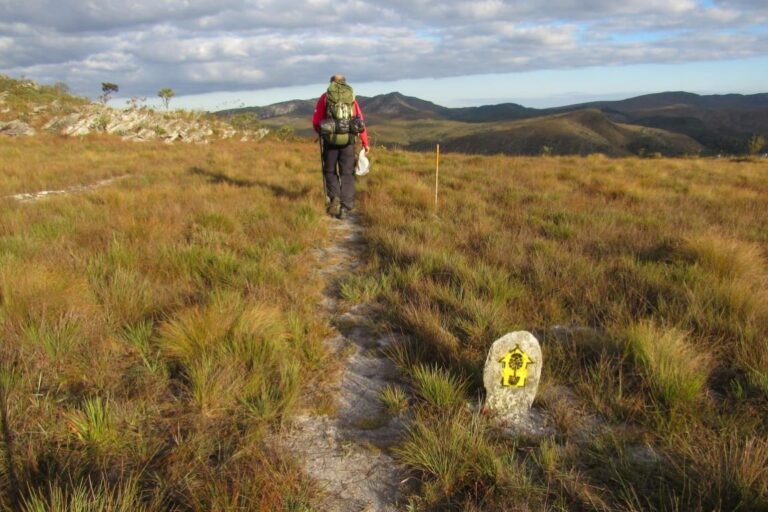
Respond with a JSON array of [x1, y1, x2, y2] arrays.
[[1, 0, 766, 110]]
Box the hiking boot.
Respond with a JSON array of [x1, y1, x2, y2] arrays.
[[338, 207, 350, 220], [327, 197, 341, 217]]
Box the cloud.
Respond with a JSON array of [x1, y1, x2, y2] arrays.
[[0, 0, 766, 98]]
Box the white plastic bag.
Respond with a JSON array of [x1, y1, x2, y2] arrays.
[[355, 149, 370, 176]]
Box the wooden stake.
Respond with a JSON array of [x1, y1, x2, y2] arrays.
[[434, 144, 440, 211]]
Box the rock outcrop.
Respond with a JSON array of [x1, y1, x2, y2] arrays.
[[42, 104, 269, 144], [1, 75, 272, 145], [0, 120, 36, 137]]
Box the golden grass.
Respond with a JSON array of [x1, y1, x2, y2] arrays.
[[379, 384, 409, 416], [0, 135, 331, 509], [625, 321, 710, 410], [355, 150, 768, 509], [2, 132, 767, 509], [396, 409, 538, 509]]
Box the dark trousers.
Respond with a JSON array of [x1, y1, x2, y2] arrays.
[[322, 143, 356, 210]]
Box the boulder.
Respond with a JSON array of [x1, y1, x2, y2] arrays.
[[43, 113, 79, 131], [65, 118, 92, 136], [0, 120, 36, 137], [483, 331, 542, 424]]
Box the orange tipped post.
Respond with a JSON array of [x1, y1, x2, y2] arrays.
[[434, 144, 440, 212]]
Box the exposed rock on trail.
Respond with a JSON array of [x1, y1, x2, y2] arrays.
[[283, 214, 409, 512], [6, 175, 129, 202]]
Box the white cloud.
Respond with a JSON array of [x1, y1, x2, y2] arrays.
[[0, 0, 765, 98]]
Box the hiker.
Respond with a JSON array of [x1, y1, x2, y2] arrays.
[[312, 74, 369, 219]]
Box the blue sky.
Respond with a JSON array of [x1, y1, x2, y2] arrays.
[[174, 57, 768, 109], [1, 0, 766, 110]]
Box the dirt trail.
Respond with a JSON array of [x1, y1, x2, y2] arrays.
[[283, 213, 409, 512], [6, 175, 129, 202]]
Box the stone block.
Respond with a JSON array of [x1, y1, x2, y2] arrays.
[[483, 331, 542, 424]]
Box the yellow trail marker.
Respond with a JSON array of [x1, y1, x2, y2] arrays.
[[498, 346, 534, 388]]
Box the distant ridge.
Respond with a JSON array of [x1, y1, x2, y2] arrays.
[[359, 92, 447, 118], [409, 109, 703, 157], [216, 90, 768, 156], [550, 91, 768, 112]]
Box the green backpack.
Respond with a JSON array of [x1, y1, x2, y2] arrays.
[[321, 81, 356, 146]]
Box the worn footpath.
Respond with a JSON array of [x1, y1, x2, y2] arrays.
[[283, 213, 410, 512]]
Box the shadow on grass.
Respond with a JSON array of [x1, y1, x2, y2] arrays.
[[189, 166, 312, 199]]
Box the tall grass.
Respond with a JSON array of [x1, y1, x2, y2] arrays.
[[356, 150, 768, 508], [2, 132, 767, 509], [396, 409, 541, 509], [21, 477, 146, 512], [624, 321, 710, 410], [411, 364, 467, 410], [0, 136, 329, 509]]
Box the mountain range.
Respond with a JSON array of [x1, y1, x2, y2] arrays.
[[216, 91, 768, 157]]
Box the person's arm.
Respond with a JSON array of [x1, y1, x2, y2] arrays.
[[312, 94, 326, 133], [353, 100, 369, 150]]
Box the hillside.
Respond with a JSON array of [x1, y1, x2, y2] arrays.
[[217, 92, 448, 121], [0, 75, 267, 143], [548, 92, 768, 154], [219, 90, 767, 156], [410, 109, 704, 157]]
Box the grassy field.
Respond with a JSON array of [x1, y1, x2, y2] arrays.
[[350, 151, 768, 510], [0, 136, 334, 510], [1, 131, 766, 511]]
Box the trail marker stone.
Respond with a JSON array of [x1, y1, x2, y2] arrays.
[[483, 331, 542, 423]]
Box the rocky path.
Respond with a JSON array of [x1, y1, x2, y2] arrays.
[[283, 213, 409, 512], [6, 175, 129, 202]]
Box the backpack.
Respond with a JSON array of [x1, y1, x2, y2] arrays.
[[320, 81, 364, 146]]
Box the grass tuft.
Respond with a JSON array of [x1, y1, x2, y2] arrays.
[[64, 397, 118, 455], [624, 321, 710, 410], [669, 430, 768, 510], [21, 478, 146, 512], [396, 410, 540, 508], [379, 384, 409, 416], [411, 364, 467, 410]]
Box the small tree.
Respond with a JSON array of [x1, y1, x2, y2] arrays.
[[748, 134, 766, 156], [276, 125, 295, 141], [157, 87, 175, 110], [100, 82, 119, 104], [230, 112, 261, 131]]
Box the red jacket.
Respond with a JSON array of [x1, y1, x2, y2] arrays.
[[312, 93, 369, 149]]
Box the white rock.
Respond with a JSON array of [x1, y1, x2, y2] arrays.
[[44, 113, 79, 131], [483, 331, 542, 424], [0, 120, 36, 136], [137, 128, 157, 140], [67, 120, 92, 136]]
